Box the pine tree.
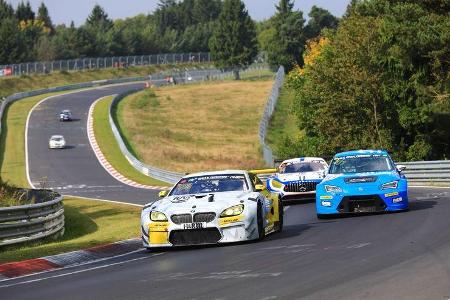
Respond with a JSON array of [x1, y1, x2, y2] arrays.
[[264, 0, 305, 71], [37, 2, 54, 33], [16, 1, 34, 21], [0, 0, 14, 20], [86, 5, 113, 30], [209, 0, 258, 79]]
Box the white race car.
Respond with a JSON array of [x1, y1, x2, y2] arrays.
[[141, 170, 283, 249], [266, 157, 329, 201], [49, 135, 66, 149]]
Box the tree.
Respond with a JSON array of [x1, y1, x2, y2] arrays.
[[287, 0, 450, 161], [304, 6, 338, 40], [37, 2, 54, 33], [86, 5, 113, 30], [263, 0, 305, 72], [0, 0, 14, 20], [209, 0, 258, 79], [15, 1, 34, 21]]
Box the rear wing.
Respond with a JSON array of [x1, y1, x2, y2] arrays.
[[249, 169, 278, 182]]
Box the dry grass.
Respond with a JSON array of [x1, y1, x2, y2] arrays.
[[117, 80, 273, 173]]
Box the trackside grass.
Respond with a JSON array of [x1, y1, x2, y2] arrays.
[[93, 96, 170, 186], [266, 86, 304, 155], [0, 92, 72, 188], [116, 80, 274, 173], [0, 63, 208, 99], [0, 197, 141, 263]]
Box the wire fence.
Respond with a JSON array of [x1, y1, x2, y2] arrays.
[[259, 66, 285, 167], [0, 52, 211, 77]]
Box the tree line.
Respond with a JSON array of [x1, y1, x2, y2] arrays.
[[280, 0, 449, 161], [0, 0, 337, 66]]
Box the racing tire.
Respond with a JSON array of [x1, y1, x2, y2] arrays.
[[257, 203, 265, 241], [275, 198, 284, 233]]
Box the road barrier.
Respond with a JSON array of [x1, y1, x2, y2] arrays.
[[399, 160, 450, 184], [259, 66, 285, 167], [0, 190, 64, 247]]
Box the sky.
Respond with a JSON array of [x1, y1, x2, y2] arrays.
[[7, 0, 351, 26]]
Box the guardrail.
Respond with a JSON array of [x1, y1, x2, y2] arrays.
[[399, 160, 450, 183], [0, 190, 64, 247], [259, 66, 285, 167]]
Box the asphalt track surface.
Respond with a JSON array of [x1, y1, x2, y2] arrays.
[[27, 83, 159, 205], [0, 188, 449, 299], [16, 84, 450, 299]]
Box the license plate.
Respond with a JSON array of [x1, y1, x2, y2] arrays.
[[354, 206, 376, 213], [183, 222, 205, 230]]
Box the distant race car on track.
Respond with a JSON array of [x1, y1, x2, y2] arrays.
[[316, 150, 408, 218], [266, 157, 328, 201], [141, 170, 283, 249], [59, 110, 72, 122], [48, 135, 66, 149]]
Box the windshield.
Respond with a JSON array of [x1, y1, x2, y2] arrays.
[[52, 138, 63, 142], [280, 162, 325, 174], [170, 174, 248, 196], [329, 155, 394, 174]]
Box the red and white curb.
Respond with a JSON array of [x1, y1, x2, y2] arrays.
[[0, 239, 141, 280], [87, 97, 168, 190]]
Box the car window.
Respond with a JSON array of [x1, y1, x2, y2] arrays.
[[280, 162, 325, 173], [170, 174, 248, 196], [329, 155, 394, 174]]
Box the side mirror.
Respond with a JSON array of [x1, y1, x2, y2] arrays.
[[396, 165, 406, 172], [158, 190, 168, 198], [255, 184, 266, 192]]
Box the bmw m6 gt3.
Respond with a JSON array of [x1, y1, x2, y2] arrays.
[[141, 170, 283, 249]]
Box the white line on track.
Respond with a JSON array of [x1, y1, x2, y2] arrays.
[[63, 194, 144, 207], [0, 252, 164, 288]]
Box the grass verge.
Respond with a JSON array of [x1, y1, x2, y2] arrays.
[[93, 96, 170, 186], [116, 80, 274, 173], [0, 91, 77, 188], [266, 86, 304, 155], [0, 197, 141, 263], [0, 63, 208, 99]]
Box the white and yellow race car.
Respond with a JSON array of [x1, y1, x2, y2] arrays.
[[141, 170, 283, 249]]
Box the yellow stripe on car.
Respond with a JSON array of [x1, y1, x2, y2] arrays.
[[219, 215, 244, 227], [149, 222, 169, 244]]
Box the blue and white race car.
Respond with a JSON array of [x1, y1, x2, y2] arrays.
[[266, 157, 328, 201], [316, 150, 408, 218]]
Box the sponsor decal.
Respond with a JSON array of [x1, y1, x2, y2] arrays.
[[392, 197, 403, 203], [171, 195, 190, 203], [384, 192, 399, 197], [320, 195, 333, 199], [149, 222, 168, 231], [219, 215, 243, 227]]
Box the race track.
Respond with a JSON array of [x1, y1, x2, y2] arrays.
[[26, 83, 158, 205], [10, 83, 450, 299], [1, 188, 449, 299]]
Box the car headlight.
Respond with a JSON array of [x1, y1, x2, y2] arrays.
[[220, 204, 244, 218], [271, 179, 283, 189], [381, 181, 398, 189], [150, 211, 168, 222], [324, 185, 342, 193]]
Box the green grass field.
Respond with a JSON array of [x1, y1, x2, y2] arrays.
[[0, 90, 142, 263], [93, 96, 170, 186], [266, 86, 304, 155], [0, 197, 141, 263], [0, 63, 208, 99], [116, 80, 274, 173]]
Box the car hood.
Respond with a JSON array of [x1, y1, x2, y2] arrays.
[[150, 191, 254, 215], [321, 171, 399, 186], [275, 171, 324, 182]]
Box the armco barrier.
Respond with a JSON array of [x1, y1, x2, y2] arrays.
[[0, 190, 64, 247], [259, 66, 285, 167], [399, 160, 450, 183]]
